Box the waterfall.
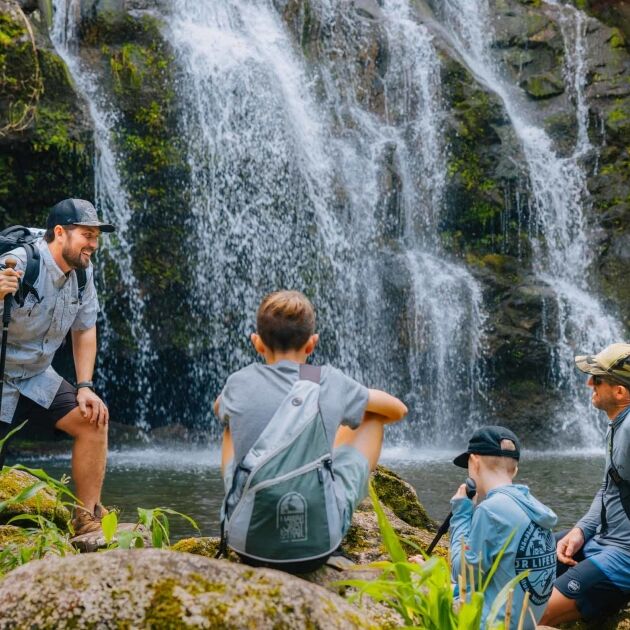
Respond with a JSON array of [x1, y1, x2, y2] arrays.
[[168, 0, 488, 441], [51, 0, 156, 428], [441, 0, 622, 442]]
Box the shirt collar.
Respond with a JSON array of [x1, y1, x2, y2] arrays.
[[38, 239, 69, 288], [612, 405, 630, 429]]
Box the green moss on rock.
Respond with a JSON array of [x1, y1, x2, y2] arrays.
[[0, 468, 70, 528], [520, 72, 564, 99], [0, 524, 28, 547], [372, 466, 435, 530], [171, 536, 221, 558]]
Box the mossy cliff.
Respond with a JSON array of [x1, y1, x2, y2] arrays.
[[0, 0, 92, 226], [0, 0, 629, 436]]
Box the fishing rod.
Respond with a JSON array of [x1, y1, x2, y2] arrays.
[[426, 477, 477, 555]]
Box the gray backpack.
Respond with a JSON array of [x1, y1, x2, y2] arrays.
[[218, 365, 344, 571]]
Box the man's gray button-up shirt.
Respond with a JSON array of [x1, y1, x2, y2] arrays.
[[0, 238, 99, 424]]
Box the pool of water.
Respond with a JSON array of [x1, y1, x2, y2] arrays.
[[6, 446, 605, 541]]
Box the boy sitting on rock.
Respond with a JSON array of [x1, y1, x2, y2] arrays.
[[450, 426, 557, 629], [214, 290, 407, 571]]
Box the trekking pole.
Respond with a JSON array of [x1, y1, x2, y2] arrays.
[[426, 477, 477, 555], [0, 258, 17, 407], [0, 258, 17, 467]]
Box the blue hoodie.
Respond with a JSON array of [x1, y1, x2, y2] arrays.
[[450, 484, 558, 629]]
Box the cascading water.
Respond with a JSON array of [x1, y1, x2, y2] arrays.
[[441, 0, 622, 442], [51, 0, 156, 428], [168, 0, 488, 441]]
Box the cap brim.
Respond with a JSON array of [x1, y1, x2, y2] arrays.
[[74, 221, 116, 233], [575, 354, 608, 376], [453, 452, 469, 468]]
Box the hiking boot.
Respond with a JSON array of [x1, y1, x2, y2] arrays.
[[71, 503, 109, 537]]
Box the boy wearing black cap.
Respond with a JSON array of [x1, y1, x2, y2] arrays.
[[450, 425, 557, 629]]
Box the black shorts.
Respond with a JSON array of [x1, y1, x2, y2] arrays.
[[0, 380, 78, 442], [554, 530, 630, 619]]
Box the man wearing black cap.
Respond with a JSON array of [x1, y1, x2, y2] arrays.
[[541, 343, 630, 625], [0, 199, 115, 536], [450, 425, 557, 629]]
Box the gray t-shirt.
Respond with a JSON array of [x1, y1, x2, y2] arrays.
[[218, 360, 369, 464]]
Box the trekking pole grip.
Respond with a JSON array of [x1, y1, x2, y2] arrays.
[[3, 259, 17, 326]]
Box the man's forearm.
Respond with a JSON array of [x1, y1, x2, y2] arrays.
[[576, 485, 604, 540], [71, 327, 97, 382]]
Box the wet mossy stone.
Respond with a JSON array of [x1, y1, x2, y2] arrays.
[[372, 465, 435, 531], [520, 72, 564, 99], [0, 549, 377, 628], [0, 524, 28, 547], [0, 468, 70, 528]]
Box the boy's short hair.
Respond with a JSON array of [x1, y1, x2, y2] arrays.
[[257, 290, 316, 351], [480, 439, 518, 476]]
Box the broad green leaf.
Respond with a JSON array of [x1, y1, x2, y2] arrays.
[[101, 510, 118, 543], [0, 420, 27, 452], [485, 569, 529, 628]]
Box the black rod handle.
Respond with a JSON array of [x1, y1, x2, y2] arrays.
[[2, 259, 17, 327]]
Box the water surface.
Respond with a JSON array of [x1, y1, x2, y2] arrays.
[[8, 447, 604, 541]]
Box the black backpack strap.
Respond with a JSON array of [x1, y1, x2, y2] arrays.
[[76, 268, 87, 305], [299, 364, 321, 384], [20, 242, 41, 306], [603, 423, 630, 526]]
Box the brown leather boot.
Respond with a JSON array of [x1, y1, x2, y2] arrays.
[[71, 503, 109, 537]]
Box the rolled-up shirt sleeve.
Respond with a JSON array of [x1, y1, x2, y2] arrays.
[[71, 269, 100, 331], [217, 376, 235, 428], [339, 372, 369, 429]]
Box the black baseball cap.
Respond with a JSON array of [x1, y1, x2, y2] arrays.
[[47, 199, 116, 233], [453, 425, 521, 468]]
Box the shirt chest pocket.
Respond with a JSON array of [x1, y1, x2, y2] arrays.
[[60, 298, 80, 332]]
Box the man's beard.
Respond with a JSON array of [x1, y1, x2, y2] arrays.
[[62, 244, 92, 270]]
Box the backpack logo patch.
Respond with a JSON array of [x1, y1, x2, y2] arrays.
[[277, 492, 308, 543], [515, 522, 556, 605]]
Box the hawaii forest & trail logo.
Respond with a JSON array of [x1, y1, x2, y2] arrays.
[[514, 522, 556, 605], [277, 492, 308, 542]]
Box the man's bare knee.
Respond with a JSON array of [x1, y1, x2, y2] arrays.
[[55, 409, 107, 439]]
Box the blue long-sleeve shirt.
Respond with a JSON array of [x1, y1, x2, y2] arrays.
[[450, 484, 557, 629], [577, 406, 630, 550]]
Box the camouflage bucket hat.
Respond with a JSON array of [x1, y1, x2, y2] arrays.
[[575, 343, 630, 387]]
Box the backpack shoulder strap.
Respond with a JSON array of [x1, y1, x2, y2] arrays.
[[21, 242, 40, 301], [76, 268, 87, 304], [299, 364, 321, 384]]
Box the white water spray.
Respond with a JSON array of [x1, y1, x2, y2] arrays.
[[442, 0, 622, 441]]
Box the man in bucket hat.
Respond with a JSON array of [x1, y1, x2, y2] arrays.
[[541, 343, 630, 625], [0, 199, 115, 536]]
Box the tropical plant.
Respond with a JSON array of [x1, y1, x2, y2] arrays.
[[338, 483, 531, 630], [0, 422, 77, 575], [101, 506, 199, 550]]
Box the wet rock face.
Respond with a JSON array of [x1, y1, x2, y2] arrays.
[[0, 549, 377, 629], [0, 0, 629, 439], [0, 0, 93, 226]]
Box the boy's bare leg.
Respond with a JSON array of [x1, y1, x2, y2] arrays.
[[539, 589, 581, 626], [334, 414, 384, 471], [55, 407, 108, 511]]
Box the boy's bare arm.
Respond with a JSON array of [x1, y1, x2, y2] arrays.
[[364, 389, 408, 423], [221, 427, 234, 475]]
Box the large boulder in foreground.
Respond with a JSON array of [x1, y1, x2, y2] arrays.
[[0, 549, 376, 629], [0, 468, 70, 528]]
